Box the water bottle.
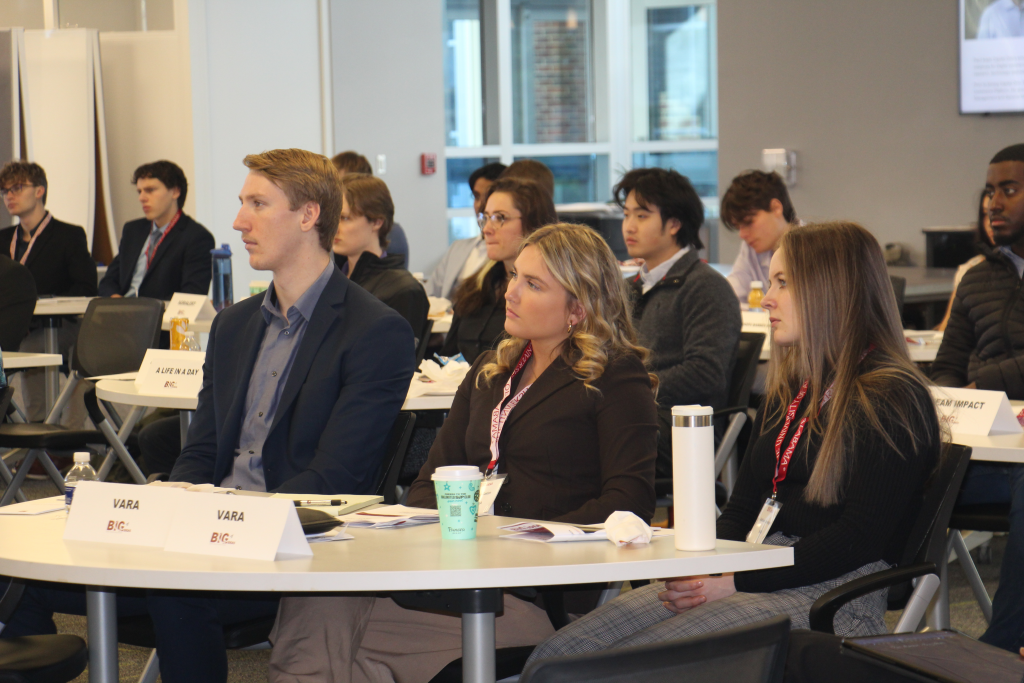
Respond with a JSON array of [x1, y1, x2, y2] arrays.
[[210, 244, 234, 312], [182, 331, 202, 352], [748, 281, 765, 312], [65, 452, 97, 510]]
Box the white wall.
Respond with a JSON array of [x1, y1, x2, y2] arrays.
[[330, 0, 448, 275], [188, 0, 324, 296], [717, 0, 1024, 266], [99, 19, 195, 241]]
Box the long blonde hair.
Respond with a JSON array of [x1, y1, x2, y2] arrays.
[[764, 221, 940, 506], [478, 223, 657, 392]]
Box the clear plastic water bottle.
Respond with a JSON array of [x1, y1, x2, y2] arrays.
[[182, 331, 202, 352], [65, 452, 97, 510], [210, 244, 234, 312]]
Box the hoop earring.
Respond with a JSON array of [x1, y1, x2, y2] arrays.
[[567, 321, 575, 335]]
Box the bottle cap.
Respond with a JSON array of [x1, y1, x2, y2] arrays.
[[750, 281, 763, 289], [73, 452, 91, 463], [671, 405, 714, 417]]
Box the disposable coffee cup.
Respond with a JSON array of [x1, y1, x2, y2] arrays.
[[431, 465, 483, 540]]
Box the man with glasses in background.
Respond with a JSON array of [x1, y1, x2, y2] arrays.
[[0, 161, 97, 423]]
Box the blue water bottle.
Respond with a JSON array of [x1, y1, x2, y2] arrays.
[[211, 244, 234, 312]]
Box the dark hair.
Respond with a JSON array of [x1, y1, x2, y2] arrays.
[[990, 144, 1024, 165], [331, 151, 373, 175], [452, 177, 558, 317], [613, 167, 704, 250], [243, 148, 342, 252], [339, 173, 394, 249], [500, 159, 555, 198], [132, 160, 188, 207], [0, 161, 47, 204], [720, 170, 796, 231], [468, 162, 506, 190], [975, 189, 994, 249]]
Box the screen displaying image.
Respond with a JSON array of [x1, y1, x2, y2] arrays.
[[960, 0, 1024, 113]]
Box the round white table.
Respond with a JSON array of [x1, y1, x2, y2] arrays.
[[95, 377, 456, 415], [0, 511, 793, 683]]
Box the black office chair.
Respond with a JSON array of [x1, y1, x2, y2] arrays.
[[655, 331, 765, 507], [415, 320, 434, 368], [808, 443, 973, 634], [518, 615, 790, 683], [0, 579, 88, 683], [0, 261, 36, 353], [890, 275, 907, 317], [0, 298, 163, 504], [375, 411, 417, 505]]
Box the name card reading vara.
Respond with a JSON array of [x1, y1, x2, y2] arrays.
[[64, 481, 184, 547], [162, 293, 217, 325], [163, 493, 312, 561], [930, 386, 1023, 436], [135, 349, 205, 397]]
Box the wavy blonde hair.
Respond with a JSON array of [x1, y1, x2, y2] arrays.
[[478, 223, 657, 392], [764, 222, 941, 506]]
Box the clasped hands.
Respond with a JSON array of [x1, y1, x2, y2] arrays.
[[657, 574, 736, 615]]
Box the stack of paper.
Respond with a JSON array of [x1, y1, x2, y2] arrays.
[[498, 521, 673, 543], [0, 496, 65, 516], [339, 505, 439, 528]]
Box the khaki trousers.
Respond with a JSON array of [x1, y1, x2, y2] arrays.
[[268, 593, 555, 683]]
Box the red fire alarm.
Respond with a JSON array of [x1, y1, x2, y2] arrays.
[[421, 153, 437, 175]]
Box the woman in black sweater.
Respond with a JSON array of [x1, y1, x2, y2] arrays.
[[529, 221, 942, 660]]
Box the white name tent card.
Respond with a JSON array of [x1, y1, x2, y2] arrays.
[[742, 310, 771, 342], [930, 386, 1023, 436], [63, 481, 184, 547], [135, 349, 205, 397], [162, 293, 216, 325], [163, 492, 312, 561]]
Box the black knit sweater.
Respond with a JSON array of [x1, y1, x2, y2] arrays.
[[716, 381, 940, 593]]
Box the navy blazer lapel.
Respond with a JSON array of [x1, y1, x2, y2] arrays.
[[502, 356, 576, 433], [22, 220, 54, 269], [218, 305, 268, 470], [269, 270, 348, 434], [140, 218, 186, 284]]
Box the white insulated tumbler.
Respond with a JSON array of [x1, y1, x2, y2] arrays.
[[672, 405, 716, 551]]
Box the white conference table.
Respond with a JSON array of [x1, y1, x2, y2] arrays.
[[431, 314, 452, 335], [159, 318, 212, 334], [2, 351, 63, 369], [747, 331, 943, 363], [946, 401, 1024, 464], [0, 510, 793, 683], [32, 297, 94, 409]]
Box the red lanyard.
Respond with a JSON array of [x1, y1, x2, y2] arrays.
[[772, 346, 874, 497], [10, 212, 52, 264], [487, 343, 534, 477], [146, 211, 182, 269]]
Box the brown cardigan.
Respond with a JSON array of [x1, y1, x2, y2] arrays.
[[407, 350, 658, 524]]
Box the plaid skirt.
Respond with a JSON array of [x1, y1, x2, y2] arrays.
[[528, 532, 890, 663]]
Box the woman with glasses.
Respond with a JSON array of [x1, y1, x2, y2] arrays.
[[440, 177, 558, 362]]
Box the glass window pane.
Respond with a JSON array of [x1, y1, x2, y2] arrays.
[[444, 0, 484, 147], [449, 216, 480, 242], [631, 151, 717, 198], [447, 157, 500, 209], [58, 0, 174, 31], [517, 154, 609, 204], [633, 3, 714, 141], [512, 0, 595, 144]]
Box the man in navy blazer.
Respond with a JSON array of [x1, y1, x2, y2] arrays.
[[98, 160, 214, 300]]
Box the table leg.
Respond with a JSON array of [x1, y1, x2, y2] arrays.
[[180, 410, 193, 445], [462, 612, 496, 683], [43, 316, 60, 412], [86, 586, 118, 683]]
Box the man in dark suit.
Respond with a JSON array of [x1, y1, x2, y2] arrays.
[[147, 148, 416, 683], [0, 161, 97, 421], [98, 160, 214, 300], [0, 254, 36, 351]]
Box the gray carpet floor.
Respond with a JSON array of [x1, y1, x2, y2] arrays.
[[14, 478, 1006, 682]]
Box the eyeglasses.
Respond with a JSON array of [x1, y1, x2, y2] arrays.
[[0, 183, 33, 197], [477, 212, 522, 230]]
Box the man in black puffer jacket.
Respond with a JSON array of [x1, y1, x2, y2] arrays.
[[932, 143, 1024, 653]]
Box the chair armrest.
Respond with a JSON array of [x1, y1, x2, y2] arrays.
[[713, 405, 749, 419], [808, 562, 936, 634]]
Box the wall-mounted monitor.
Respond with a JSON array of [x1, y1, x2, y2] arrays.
[[959, 0, 1024, 114]]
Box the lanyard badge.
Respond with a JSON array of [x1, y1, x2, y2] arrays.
[[486, 343, 534, 481]]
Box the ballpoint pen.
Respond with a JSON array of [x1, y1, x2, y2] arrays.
[[293, 499, 347, 506]]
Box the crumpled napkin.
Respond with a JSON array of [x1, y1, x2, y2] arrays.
[[427, 296, 451, 317], [604, 511, 653, 546], [418, 358, 470, 383]]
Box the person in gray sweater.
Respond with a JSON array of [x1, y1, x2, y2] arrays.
[[615, 167, 741, 477]]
